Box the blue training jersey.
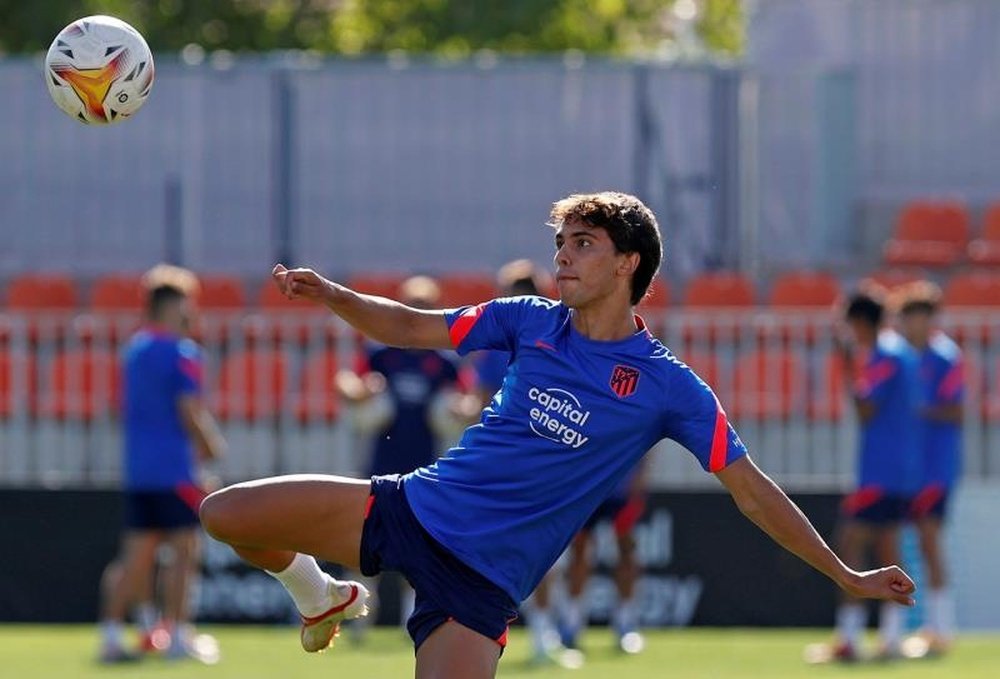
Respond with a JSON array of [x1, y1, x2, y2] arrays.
[[853, 330, 922, 496], [403, 296, 747, 602], [918, 333, 963, 488], [122, 328, 201, 490], [364, 344, 460, 476]]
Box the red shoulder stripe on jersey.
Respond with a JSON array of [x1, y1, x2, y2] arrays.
[[854, 358, 896, 396], [448, 303, 488, 348], [708, 399, 730, 472], [937, 363, 964, 400]]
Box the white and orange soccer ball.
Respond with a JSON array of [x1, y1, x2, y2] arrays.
[[44, 15, 154, 125]]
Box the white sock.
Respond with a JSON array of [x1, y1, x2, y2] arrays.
[[613, 597, 639, 633], [528, 607, 557, 654], [100, 620, 124, 648], [928, 588, 955, 638], [135, 602, 158, 632], [563, 597, 585, 636], [267, 553, 333, 618], [879, 602, 903, 648], [835, 603, 864, 647]]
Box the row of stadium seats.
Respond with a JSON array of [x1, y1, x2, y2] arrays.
[[3, 345, 998, 424], [4, 268, 1000, 312], [883, 199, 1000, 267]]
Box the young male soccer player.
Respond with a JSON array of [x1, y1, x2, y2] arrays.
[[897, 281, 962, 654], [810, 286, 923, 662], [98, 265, 226, 663], [200, 193, 915, 679]]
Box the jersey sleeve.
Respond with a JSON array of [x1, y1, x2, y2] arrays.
[[933, 355, 964, 405], [443, 297, 532, 356], [854, 354, 898, 405], [662, 363, 747, 473], [174, 340, 203, 396]]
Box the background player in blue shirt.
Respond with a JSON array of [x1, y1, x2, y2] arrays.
[[812, 286, 922, 663], [200, 192, 915, 679], [897, 281, 963, 654], [98, 265, 226, 664]]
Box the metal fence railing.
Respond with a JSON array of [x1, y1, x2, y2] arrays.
[[1, 309, 998, 490]]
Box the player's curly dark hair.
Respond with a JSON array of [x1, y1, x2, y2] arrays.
[[548, 192, 662, 306], [845, 282, 888, 327]]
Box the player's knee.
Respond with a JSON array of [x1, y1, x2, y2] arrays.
[[199, 487, 239, 541]]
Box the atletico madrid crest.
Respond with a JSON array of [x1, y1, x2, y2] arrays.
[[610, 364, 640, 398]]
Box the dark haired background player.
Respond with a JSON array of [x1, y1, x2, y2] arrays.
[[98, 265, 226, 664], [336, 274, 476, 635], [200, 192, 915, 679], [561, 459, 649, 654], [896, 281, 962, 656], [808, 285, 922, 663]]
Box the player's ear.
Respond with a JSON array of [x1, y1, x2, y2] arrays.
[[617, 252, 640, 277]]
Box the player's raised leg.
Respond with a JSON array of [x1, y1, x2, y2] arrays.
[[199, 474, 372, 651], [415, 621, 502, 679]]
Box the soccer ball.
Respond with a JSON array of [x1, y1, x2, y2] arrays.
[[44, 15, 154, 125]]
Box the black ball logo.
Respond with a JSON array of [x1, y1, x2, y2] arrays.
[[118, 92, 129, 104]]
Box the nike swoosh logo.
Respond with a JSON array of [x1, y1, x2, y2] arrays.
[[535, 340, 556, 351]]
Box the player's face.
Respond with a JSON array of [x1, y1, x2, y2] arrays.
[[899, 310, 932, 346], [553, 220, 632, 309]]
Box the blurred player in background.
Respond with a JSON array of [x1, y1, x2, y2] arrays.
[[808, 285, 922, 663], [897, 281, 962, 655], [200, 193, 915, 679], [98, 264, 226, 664], [336, 275, 478, 633], [561, 459, 648, 654]]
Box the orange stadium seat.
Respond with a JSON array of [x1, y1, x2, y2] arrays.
[[768, 271, 841, 308], [438, 273, 498, 308], [985, 359, 1000, 422], [809, 352, 847, 421], [683, 271, 755, 307], [90, 274, 144, 311], [295, 350, 341, 423], [5, 274, 78, 311], [942, 271, 1000, 307], [637, 278, 671, 309], [39, 349, 119, 420], [730, 350, 805, 420], [214, 349, 288, 421], [883, 200, 969, 268], [346, 273, 409, 300], [0, 350, 37, 419], [198, 275, 246, 310], [968, 202, 1000, 266]]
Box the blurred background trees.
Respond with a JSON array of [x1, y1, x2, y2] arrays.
[[0, 0, 743, 58]]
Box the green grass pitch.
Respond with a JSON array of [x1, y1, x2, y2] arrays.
[[0, 625, 996, 678]]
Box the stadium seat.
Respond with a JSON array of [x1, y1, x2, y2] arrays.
[[38, 349, 120, 420], [295, 350, 341, 423], [730, 350, 805, 420], [882, 200, 970, 268], [942, 271, 1000, 307], [767, 271, 841, 344], [637, 278, 671, 309], [346, 273, 409, 300], [4, 274, 78, 311], [683, 271, 756, 307], [89, 274, 144, 311], [198, 275, 247, 310], [968, 202, 1000, 266], [438, 273, 498, 308], [214, 349, 288, 421], [0, 350, 37, 419], [808, 352, 846, 421]]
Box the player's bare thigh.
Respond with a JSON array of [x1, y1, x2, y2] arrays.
[[200, 475, 371, 569], [415, 621, 501, 679]]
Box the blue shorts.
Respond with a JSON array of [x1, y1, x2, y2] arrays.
[[910, 483, 950, 520], [359, 475, 519, 652], [840, 486, 910, 525], [581, 494, 646, 537], [125, 483, 204, 530]]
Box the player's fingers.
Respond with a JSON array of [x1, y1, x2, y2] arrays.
[[892, 591, 916, 607]]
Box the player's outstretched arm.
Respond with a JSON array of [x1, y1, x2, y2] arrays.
[[271, 264, 453, 349], [716, 456, 916, 606]]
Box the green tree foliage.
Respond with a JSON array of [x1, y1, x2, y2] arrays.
[[0, 0, 743, 58]]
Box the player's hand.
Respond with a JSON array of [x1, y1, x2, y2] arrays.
[[842, 565, 916, 606], [272, 263, 330, 303]]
